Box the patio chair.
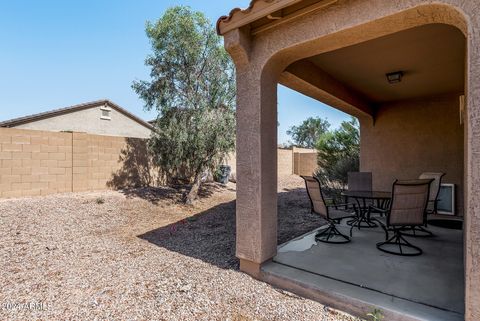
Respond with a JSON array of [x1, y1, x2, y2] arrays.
[[346, 171, 387, 226], [348, 172, 372, 191], [400, 172, 445, 237], [419, 172, 445, 214], [302, 176, 357, 244], [369, 179, 433, 256]]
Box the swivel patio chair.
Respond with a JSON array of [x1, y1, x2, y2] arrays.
[[302, 176, 357, 244], [419, 172, 445, 214], [369, 179, 433, 256], [401, 172, 445, 237]]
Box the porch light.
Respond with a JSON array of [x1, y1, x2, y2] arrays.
[[386, 71, 403, 84]]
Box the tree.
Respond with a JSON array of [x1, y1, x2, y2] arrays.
[[133, 6, 236, 204], [287, 117, 330, 148], [315, 117, 360, 188]]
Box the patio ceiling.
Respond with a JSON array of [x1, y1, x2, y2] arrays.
[[281, 23, 465, 113]]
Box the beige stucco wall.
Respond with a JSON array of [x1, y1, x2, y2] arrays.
[[223, 1, 480, 319], [360, 94, 464, 215], [14, 107, 152, 139]]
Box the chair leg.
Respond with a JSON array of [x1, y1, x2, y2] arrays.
[[401, 225, 434, 237], [376, 228, 422, 256], [316, 221, 351, 244]]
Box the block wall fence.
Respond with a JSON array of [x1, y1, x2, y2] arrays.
[[0, 128, 150, 198], [227, 147, 318, 177]]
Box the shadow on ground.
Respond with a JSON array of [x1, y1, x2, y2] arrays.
[[116, 183, 225, 205], [138, 187, 325, 270]]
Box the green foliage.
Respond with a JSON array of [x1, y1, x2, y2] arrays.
[[315, 117, 360, 189], [287, 117, 331, 148], [132, 6, 236, 203], [96, 197, 105, 204], [367, 308, 384, 321]]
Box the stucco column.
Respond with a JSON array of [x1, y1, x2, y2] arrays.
[[225, 29, 278, 275], [465, 9, 480, 320]]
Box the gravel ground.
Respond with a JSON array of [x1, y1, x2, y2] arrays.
[[0, 175, 361, 321]]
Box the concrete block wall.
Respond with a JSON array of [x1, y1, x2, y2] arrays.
[[0, 128, 149, 198], [226, 147, 317, 177], [293, 152, 318, 176], [0, 128, 73, 198]]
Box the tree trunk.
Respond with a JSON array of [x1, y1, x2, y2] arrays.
[[185, 173, 202, 205]]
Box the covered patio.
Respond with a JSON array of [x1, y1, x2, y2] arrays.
[[217, 1, 480, 320]]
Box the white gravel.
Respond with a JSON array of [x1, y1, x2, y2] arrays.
[[0, 177, 362, 320]]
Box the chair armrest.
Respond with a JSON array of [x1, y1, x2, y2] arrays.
[[368, 205, 388, 213], [328, 203, 356, 210]]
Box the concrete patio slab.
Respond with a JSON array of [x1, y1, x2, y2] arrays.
[[270, 222, 464, 319]]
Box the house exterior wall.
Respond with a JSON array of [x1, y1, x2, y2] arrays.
[[222, 1, 480, 319], [13, 107, 152, 139], [0, 128, 154, 198], [360, 94, 464, 215]]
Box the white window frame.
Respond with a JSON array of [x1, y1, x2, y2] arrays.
[[100, 105, 112, 120]]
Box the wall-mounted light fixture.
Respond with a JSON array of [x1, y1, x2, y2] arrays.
[[386, 71, 404, 84]]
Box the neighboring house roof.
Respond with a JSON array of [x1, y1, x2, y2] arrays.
[[217, 0, 337, 35], [0, 100, 154, 130]]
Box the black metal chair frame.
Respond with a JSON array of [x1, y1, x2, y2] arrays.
[[369, 179, 433, 256], [402, 173, 445, 237], [302, 176, 357, 244]]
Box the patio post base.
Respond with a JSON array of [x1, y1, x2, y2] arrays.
[[239, 259, 262, 279]]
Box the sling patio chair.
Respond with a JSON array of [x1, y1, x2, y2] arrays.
[[302, 176, 357, 244], [369, 179, 433, 256], [401, 172, 445, 237]]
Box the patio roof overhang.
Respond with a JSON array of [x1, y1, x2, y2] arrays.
[[217, 0, 338, 36]]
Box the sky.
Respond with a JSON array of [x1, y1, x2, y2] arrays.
[[0, 0, 349, 144]]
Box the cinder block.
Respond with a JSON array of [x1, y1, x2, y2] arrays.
[[73, 159, 88, 167], [39, 174, 57, 182], [22, 189, 41, 197], [58, 160, 72, 168], [0, 183, 11, 192], [11, 135, 30, 144], [73, 167, 88, 174], [41, 145, 58, 153], [58, 146, 73, 153], [2, 144, 23, 152], [31, 136, 49, 145], [12, 152, 32, 160], [22, 159, 41, 167], [49, 137, 66, 146], [41, 159, 57, 168], [1, 175, 22, 183], [32, 152, 49, 160], [2, 190, 23, 198], [21, 175, 40, 183], [31, 182, 49, 190], [0, 151, 12, 160], [49, 152, 66, 161], [12, 167, 31, 175], [0, 167, 12, 175], [0, 135, 12, 144], [11, 182, 31, 190], [31, 167, 49, 175], [22, 144, 41, 152], [2, 159, 22, 168], [49, 167, 66, 175]]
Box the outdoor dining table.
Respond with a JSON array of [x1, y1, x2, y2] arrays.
[[340, 190, 392, 230]]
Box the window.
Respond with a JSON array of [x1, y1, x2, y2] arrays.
[[100, 105, 111, 120]]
